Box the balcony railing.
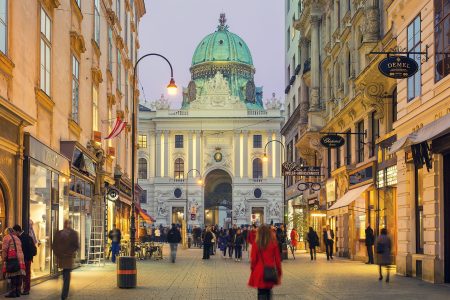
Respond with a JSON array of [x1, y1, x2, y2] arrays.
[[168, 110, 189, 116], [247, 110, 268, 116], [295, 64, 302, 75]]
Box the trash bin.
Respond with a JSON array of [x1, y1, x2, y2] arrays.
[[117, 256, 137, 288]]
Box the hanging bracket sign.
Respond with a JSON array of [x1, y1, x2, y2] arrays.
[[320, 134, 345, 148], [378, 56, 418, 79], [107, 187, 120, 202]]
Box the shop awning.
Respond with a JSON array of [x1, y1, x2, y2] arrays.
[[390, 113, 450, 154], [136, 206, 155, 223], [328, 184, 372, 211]]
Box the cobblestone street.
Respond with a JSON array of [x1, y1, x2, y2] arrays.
[[25, 248, 450, 300]]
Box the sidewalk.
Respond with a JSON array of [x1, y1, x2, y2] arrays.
[[23, 248, 450, 299]]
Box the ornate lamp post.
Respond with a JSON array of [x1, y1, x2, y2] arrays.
[[262, 140, 286, 224], [182, 168, 202, 248], [130, 54, 176, 256]]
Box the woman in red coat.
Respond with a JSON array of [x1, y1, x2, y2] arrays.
[[290, 227, 299, 250], [248, 224, 282, 299]]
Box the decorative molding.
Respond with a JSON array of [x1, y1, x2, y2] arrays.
[[106, 8, 116, 26], [116, 35, 125, 50], [70, 31, 86, 56], [41, 0, 61, 11], [0, 98, 35, 127], [35, 88, 54, 112], [107, 92, 116, 105], [348, 108, 356, 121], [130, 21, 136, 33], [91, 67, 103, 85], [360, 82, 385, 119], [0, 52, 14, 77], [68, 118, 82, 138], [91, 39, 101, 58], [70, 0, 83, 22]]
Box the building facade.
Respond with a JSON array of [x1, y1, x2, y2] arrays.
[[138, 16, 284, 229], [0, 0, 145, 283], [388, 0, 450, 283], [290, 0, 398, 262]]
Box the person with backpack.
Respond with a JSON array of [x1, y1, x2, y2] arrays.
[[167, 223, 182, 263], [13, 225, 37, 295], [306, 227, 319, 261]]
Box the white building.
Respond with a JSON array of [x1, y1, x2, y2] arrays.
[[138, 15, 284, 228]]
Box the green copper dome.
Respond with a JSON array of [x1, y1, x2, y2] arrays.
[[192, 20, 253, 66]]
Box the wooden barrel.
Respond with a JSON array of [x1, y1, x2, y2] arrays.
[[117, 256, 137, 288]]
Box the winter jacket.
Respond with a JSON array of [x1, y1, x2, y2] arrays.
[[247, 230, 257, 245], [234, 233, 245, 247], [307, 231, 319, 248], [376, 234, 392, 266], [203, 231, 214, 245], [53, 228, 79, 270], [167, 228, 181, 243], [18, 232, 37, 262], [248, 240, 282, 289], [290, 230, 298, 247]]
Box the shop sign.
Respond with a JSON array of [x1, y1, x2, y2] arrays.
[[326, 179, 336, 203], [119, 182, 132, 197], [282, 162, 321, 177], [308, 198, 319, 211], [107, 187, 119, 201], [26, 135, 70, 176], [349, 165, 373, 186], [378, 56, 418, 79], [320, 134, 345, 148]]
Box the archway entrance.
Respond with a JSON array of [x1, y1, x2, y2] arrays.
[[0, 183, 7, 241], [204, 169, 232, 228]]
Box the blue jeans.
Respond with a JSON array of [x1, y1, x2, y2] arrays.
[[169, 243, 178, 262], [235, 246, 242, 259], [111, 241, 120, 263]]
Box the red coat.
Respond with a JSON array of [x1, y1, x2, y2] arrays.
[[290, 229, 298, 247], [248, 240, 282, 289], [247, 229, 257, 245]]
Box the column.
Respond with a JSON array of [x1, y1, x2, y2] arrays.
[[188, 131, 194, 176], [268, 132, 274, 178], [155, 131, 161, 177], [310, 14, 321, 111], [163, 130, 169, 177], [274, 132, 281, 178], [299, 37, 310, 124], [195, 131, 201, 173], [234, 132, 240, 177], [150, 131, 156, 179], [242, 131, 249, 178]]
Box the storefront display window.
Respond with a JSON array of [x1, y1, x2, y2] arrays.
[[29, 162, 52, 278], [415, 167, 424, 254]]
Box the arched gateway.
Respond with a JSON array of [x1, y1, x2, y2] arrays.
[[204, 169, 232, 228]]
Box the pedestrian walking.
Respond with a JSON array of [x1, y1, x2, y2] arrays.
[[202, 227, 214, 259], [155, 227, 161, 242], [365, 225, 375, 264], [53, 220, 80, 300], [108, 224, 121, 263], [13, 225, 37, 296], [234, 228, 245, 262], [218, 230, 227, 257], [2, 228, 26, 298], [227, 228, 234, 258], [167, 223, 182, 263], [276, 224, 287, 260], [306, 227, 319, 261], [248, 224, 282, 300], [290, 227, 299, 251], [376, 228, 392, 282], [242, 226, 249, 251], [323, 225, 334, 260]]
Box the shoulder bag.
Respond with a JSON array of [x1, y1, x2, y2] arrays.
[[259, 247, 278, 283], [6, 235, 20, 273]]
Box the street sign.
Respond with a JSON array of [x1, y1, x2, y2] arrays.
[[282, 163, 321, 176], [378, 56, 418, 79], [107, 187, 119, 202], [320, 134, 345, 148]]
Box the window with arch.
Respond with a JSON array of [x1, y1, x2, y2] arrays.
[[138, 158, 147, 179], [174, 158, 184, 179], [253, 158, 263, 179]]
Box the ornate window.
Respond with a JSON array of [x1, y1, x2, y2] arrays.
[[253, 135, 262, 148], [94, 0, 100, 45], [0, 0, 8, 54], [435, 0, 450, 81], [108, 27, 113, 71], [370, 112, 379, 157], [40, 7, 51, 95], [117, 49, 121, 91], [414, 166, 424, 254], [407, 15, 421, 100], [71, 55, 79, 123], [345, 130, 352, 165], [174, 158, 184, 179], [116, 0, 121, 23], [138, 134, 147, 148], [92, 85, 99, 131], [140, 190, 147, 204], [138, 158, 147, 179], [253, 158, 263, 179], [356, 120, 365, 163], [175, 135, 184, 148]]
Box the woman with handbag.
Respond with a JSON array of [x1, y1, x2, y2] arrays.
[[248, 224, 282, 300], [2, 228, 26, 298]]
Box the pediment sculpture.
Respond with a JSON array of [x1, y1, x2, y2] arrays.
[[190, 72, 245, 110]]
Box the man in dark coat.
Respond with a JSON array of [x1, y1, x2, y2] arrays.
[[202, 227, 214, 259], [323, 225, 335, 260], [167, 224, 182, 263], [13, 225, 37, 295], [108, 225, 121, 263], [53, 220, 79, 300], [365, 225, 375, 264]]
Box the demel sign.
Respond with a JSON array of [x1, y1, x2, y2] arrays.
[[320, 134, 345, 148], [378, 56, 418, 79]]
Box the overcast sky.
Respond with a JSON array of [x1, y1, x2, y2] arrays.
[[138, 0, 284, 108]]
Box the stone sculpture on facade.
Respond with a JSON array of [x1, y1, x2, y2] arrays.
[[234, 202, 247, 218], [265, 92, 282, 110], [269, 200, 281, 218], [151, 94, 171, 110]]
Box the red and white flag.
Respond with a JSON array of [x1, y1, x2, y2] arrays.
[[105, 117, 127, 139]]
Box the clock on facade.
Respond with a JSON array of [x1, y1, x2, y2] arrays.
[[214, 151, 222, 162]]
